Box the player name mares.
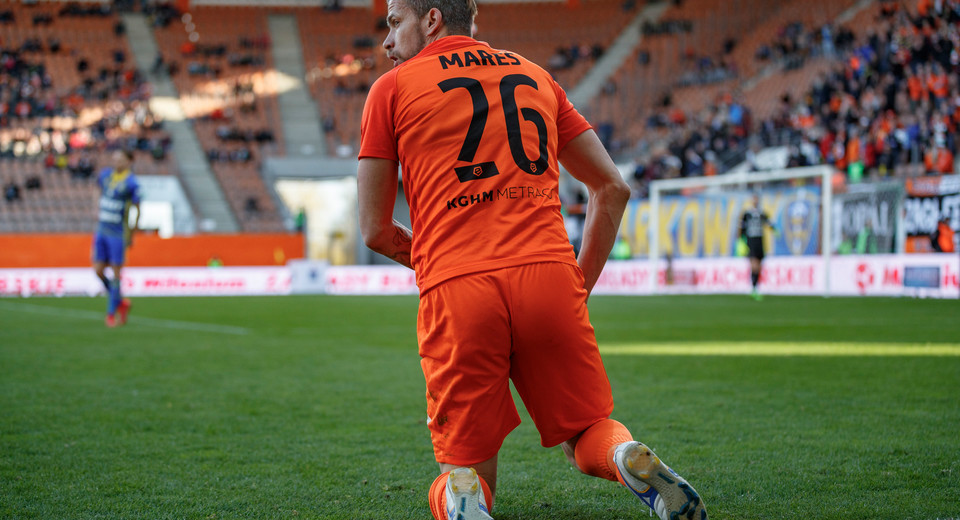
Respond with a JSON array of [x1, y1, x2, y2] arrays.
[[438, 49, 522, 70]]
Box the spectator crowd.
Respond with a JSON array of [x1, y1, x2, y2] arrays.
[[1, 2, 172, 207], [625, 0, 960, 197]]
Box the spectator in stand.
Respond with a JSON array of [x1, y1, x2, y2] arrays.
[[75, 153, 96, 179], [244, 196, 260, 215], [180, 41, 196, 56], [931, 217, 956, 252], [4, 180, 20, 202], [43, 151, 56, 170], [25, 174, 41, 190], [254, 129, 274, 143], [925, 136, 955, 173], [230, 148, 251, 162], [682, 146, 704, 176]]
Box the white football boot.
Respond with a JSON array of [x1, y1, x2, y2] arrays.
[[445, 467, 493, 520], [613, 441, 707, 520]]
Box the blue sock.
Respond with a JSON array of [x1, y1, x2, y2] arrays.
[[107, 279, 121, 315], [98, 274, 110, 292]]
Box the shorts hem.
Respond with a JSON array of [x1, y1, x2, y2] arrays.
[[538, 416, 610, 448]]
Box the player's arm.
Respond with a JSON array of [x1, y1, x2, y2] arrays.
[[558, 130, 631, 295], [127, 201, 140, 247], [763, 213, 779, 235], [357, 157, 413, 269]]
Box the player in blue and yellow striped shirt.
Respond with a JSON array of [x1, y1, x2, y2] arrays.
[[91, 150, 141, 327]]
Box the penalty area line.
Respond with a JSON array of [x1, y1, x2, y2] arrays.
[[0, 300, 251, 336]]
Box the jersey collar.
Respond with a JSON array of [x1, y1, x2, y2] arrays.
[[416, 36, 489, 59], [108, 168, 131, 188]]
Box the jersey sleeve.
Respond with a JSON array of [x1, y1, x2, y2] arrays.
[[97, 168, 110, 189], [552, 80, 593, 152], [358, 70, 400, 162], [126, 176, 141, 204]]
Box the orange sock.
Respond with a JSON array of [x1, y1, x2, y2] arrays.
[[428, 472, 450, 520], [573, 418, 633, 481], [428, 470, 494, 520]]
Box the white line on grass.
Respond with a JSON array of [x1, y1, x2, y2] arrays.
[[601, 342, 960, 356], [0, 300, 250, 336]]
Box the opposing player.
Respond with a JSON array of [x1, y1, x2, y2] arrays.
[[357, 1, 707, 519], [92, 149, 140, 327], [739, 193, 777, 300]]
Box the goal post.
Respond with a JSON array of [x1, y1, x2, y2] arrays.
[[647, 165, 835, 295]]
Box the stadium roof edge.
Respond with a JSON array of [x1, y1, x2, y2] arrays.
[[262, 157, 359, 179]]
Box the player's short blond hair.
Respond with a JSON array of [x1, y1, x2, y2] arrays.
[[405, 0, 477, 36]]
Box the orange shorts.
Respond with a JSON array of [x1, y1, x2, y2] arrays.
[[417, 262, 614, 466]]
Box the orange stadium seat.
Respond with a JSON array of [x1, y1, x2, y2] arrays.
[[152, 4, 287, 232]]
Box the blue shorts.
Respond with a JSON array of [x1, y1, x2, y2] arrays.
[[92, 233, 126, 265]]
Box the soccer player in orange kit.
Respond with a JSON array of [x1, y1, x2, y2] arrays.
[[357, 1, 707, 519]]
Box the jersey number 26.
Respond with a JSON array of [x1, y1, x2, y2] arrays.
[[438, 73, 549, 182]]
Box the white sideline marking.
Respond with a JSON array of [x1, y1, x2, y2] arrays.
[[602, 342, 960, 356], [0, 301, 251, 336]]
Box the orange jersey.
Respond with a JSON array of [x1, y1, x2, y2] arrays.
[[359, 36, 592, 293], [928, 73, 949, 98], [907, 75, 927, 101]]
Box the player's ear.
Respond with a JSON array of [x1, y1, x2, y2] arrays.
[[423, 7, 443, 36]]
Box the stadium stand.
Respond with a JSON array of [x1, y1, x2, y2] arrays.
[[0, 1, 175, 232], [471, 0, 636, 90], [586, 0, 862, 154], [297, 0, 638, 158], [597, 0, 959, 197], [298, 5, 389, 158], [2, 0, 956, 237], [150, 4, 287, 232]]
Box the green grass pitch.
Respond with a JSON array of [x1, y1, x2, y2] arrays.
[[1, 294, 958, 519]]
